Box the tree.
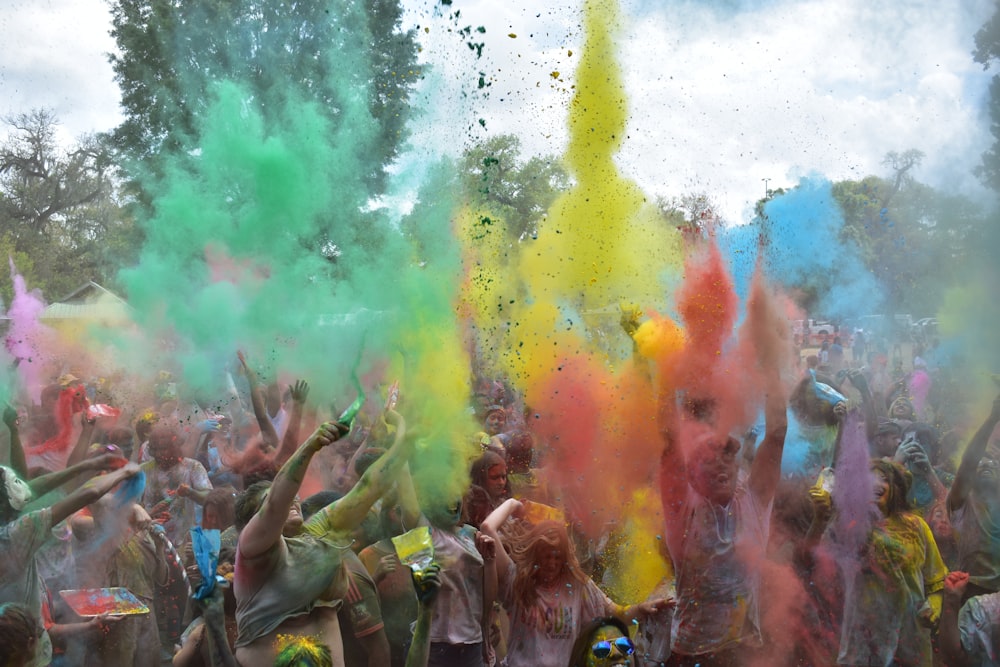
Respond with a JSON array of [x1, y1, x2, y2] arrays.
[[0, 110, 136, 303], [831, 151, 987, 315], [656, 192, 723, 239], [974, 4, 1000, 191], [459, 134, 568, 243], [108, 0, 420, 198]]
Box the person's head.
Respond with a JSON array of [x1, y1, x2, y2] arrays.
[[236, 481, 302, 536], [272, 635, 333, 667], [974, 442, 1000, 495], [377, 498, 406, 539], [870, 459, 911, 517], [567, 616, 635, 667], [506, 431, 534, 474], [889, 396, 916, 421], [833, 336, 842, 346], [926, 501, 953, 541], [101, 426, 136, 460], [134, 410, 160, 443], [0, 466, 33, 524], [353, 448, 386, 478], [873, 420, 903, 458], [688, 430, 741, 506], [0, 602, 42, 667], [424, 497, 463, 530], [509, 520, 584, 609], [300, 490, 342, 521], [147, 424, 183, 467], [484, 406, 507, 436], [470, 450, 508, 502], [203, 487, 238, 531]]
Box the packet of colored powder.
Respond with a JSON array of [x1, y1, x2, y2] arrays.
[[392, 526, 434, 581]]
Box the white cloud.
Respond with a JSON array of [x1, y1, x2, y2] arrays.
[[0, 0, 122, 143], [2, 0, 995, 222]]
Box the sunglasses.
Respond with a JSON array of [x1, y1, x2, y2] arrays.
[[591, 637, 634, 659]]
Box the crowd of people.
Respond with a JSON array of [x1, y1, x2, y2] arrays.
[[0, 318, 999, 667]]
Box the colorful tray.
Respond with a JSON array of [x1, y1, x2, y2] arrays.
[[59, 587, 150, 617]]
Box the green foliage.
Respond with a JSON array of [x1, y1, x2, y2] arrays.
[[459, 134, 569, 242], [0, 110, 136, 304], [974, 4, 1000, 191], [108, 0, 420, 199], [831, 153, 988, 317]]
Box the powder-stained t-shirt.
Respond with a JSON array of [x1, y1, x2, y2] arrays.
[[836, 512, 947, 667], [668, 484, 771, 656], [428, 524, 485, 645], [500, 561, 614, 667], [959, 591, 1000, 667], [0, 507, 54, 667], [140, 457, 212, 547], [951, 494, 1000, 593], [234, 501, 352, 647]]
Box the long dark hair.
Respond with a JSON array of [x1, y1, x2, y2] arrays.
[[566, 615, 632, 667], [871, 458, 913, 516]]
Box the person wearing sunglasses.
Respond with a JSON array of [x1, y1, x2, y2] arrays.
[[566, 616, 636, 667]]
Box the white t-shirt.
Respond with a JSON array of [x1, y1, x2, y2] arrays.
[[668, 484, 771, 656], [500, 561, 614, 667], [428, 524, 485, 645], [959, 591, 1000, 666]]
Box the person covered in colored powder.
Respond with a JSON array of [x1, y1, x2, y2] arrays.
[[809, 459, 947, 667], [939, 569, 1000, 666], [462, 449, 509, 528], [0, 442, 140, 667], [947, 393, 1000, 600], [479, 498, 670, 667], [658, 350, 788, 666], [232, 409, 410, 667], [140, 423, 213, 549]]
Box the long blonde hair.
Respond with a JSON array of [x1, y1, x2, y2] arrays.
[[509, 520, 588, 609]]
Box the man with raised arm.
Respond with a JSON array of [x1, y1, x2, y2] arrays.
[[948, 393, 1000, 600], [658, 295, 788, 667], [233, 409, 411, 667]]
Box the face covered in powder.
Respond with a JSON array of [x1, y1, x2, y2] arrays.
[[585, 624, 635, 667], [975, 444, 1000, 494], [690, 435, 740, 506]]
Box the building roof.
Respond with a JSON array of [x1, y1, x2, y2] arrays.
[[40, 281, 131, 321]]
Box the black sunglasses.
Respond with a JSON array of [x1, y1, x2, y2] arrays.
[[591, 636, 634, 659]]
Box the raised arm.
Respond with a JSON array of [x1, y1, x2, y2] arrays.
[[748, 367, 788, 506], [238, 421, 347, 559], [948, 394, 1000, 513], [28, 452, 126, 499], [237, 351, 280, 452], [404, 564, 442, 667], [745, 275, 789, 507], [49, 463, 143, 526], [274, 380, 309, 466], [480, 498, 522, 582], [658, 398, 688, 560], [3, 405, 27, 480], [317, 410, 411, 534], [65, 412, 98, 469], [939, 571, 972, 667], [847, 370, 880, 445]]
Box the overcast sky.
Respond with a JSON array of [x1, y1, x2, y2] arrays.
[[1, 0, 996, 221]]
